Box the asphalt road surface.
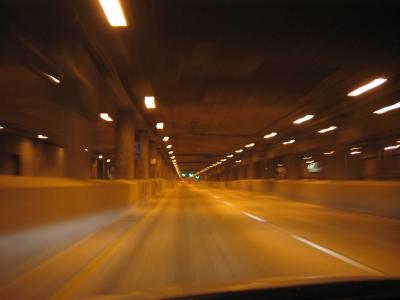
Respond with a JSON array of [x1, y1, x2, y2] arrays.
[[1, 183, 399, 299]]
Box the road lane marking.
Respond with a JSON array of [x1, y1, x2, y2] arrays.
[[207, 187, 383, 275], [290, 234, 382, 274], [223, 201, 234, 207], [243, 212, 267, 223]]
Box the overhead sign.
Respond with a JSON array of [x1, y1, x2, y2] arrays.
[[307, 162, 322, 173]]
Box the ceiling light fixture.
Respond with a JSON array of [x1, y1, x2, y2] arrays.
[[37, 134, 48, 140], [245, 142, 255, 148], [221, 159, 227, 162], [264, 132, 277, 139], [100, 113, 113, 122], [373, 101, 400, 114], [323, 151, 335, 155], [235, 149, 243, 153], [384, 145, 400, 151], [106, 159, 111, 163], [168, 151, 174, 154], [303, 156, 312, 160], [156, 122, 164, 129], [42, 72, 60, 84], [293, 115, 314, 124], [84, 148, 88, 152], [227, 154, 234, 158], [282, 139, 295, 145], [350, 147, 361, 151], [0, 125, 4, 130], [350, 151, 362, 155], [235, 160, 242, 163], [162, 136, 169, 142], [144, 96, 156, 109], [347, 78, 387, 96], [98, 155, 103, 159], [318, 126, 337, 134], [99, 0, 127, 27], [166, 144, 172, 149], [170, 156, 175, 159]]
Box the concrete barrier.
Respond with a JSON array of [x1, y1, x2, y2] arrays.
[[205, 179, 400, 219], [0, 176, 175, 234]]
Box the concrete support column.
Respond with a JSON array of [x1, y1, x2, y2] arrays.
[[63, 113, 92, 179], [136, 131, 150, 179], [284, 154, 301, 179], [245, 154, 255, 179], [324, 147, 348, 179], [149, 141, 157, 178], [114, 112, 135, 179]]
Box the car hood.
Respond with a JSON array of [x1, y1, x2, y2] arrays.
[[78, 275, 399, 300]]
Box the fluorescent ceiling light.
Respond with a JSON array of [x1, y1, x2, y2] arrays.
[[293, 115, 314, 124], [245, 143, 255, 148], [37, 134, 48, 139], [350, 147, 361, 150], [282, 139, 295, 145], [0, 125, 3, 129], [144, 96, 156, 109], [106, 159, 111, 163], [373, 101, 400, 114], [347, 78, 387, 96], [156, 122, 164, 129], [170, 156, 175, 159], [99, 0, 127, 27], [166, 144, 172, 149], [323, 151, 335, 155], [264, 132, 277, 139], [350, 151, 362, 155], [384, 145, 400, 150], [303, 156, 312, 160], [221, 159, 227, 162], [42, 73, 60, 84], [227, 154, 234, 158], [100, 113, 113, 122], [98, 155, 103, 159], [216, 162, 222, 165], [235, 149, 243, 153], [318, 126, 337, 134], [168, 151, 174, 154], [306, 160, 314, 164], [162, 136, 169, 142], [235, 160, 242, 163], [84, 148, 88, 152]]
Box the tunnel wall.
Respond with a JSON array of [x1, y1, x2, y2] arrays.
[[0, 176, 175, 234], [205, 179, 400, 218]]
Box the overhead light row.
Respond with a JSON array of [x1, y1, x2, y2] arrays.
[[199, 77, 396, 176]]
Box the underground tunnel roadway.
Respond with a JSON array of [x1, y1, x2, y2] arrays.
[[1, 183, 399, 300]]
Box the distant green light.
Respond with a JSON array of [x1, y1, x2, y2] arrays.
[[195, 175, 200, 180], [182, 172, 187, 177], [188, 172, 193, 177]]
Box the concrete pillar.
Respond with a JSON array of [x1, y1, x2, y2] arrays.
[[245, 154, 255, 179], [149, 141, 157, 178], [114, 112, 135, 179], [324, 147, 348, 179], [284, 154, 301, 179], [63, 113, 92, 178], [136, 131, 150, 179]]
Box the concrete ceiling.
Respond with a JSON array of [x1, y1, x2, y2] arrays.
[[1, 0, 400, 172]]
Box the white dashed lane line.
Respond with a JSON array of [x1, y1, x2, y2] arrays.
[[214, 195, 383, 275]]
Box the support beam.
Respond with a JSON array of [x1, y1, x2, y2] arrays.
[[136, 131, 150, 179], [114, 112, 135, 179]]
